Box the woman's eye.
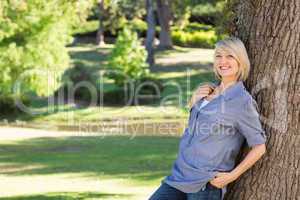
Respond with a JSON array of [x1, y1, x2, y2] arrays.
[[227, 55, 234, 58], [215, 55, 221, 58]]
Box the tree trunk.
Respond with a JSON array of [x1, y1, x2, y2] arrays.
[[96, 0, 105, 46], [225, 1, 300, 200], [145, 0, 156, 70], [156, 0, 173, 49]]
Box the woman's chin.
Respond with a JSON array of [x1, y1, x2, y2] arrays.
[[219, 73, 236, 78]]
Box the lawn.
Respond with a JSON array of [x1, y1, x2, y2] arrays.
[[1, 44, 216, 128], [0, 130, 180, 199], [0, 45, 216, 199]]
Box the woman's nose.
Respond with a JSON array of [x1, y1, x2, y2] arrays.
[[219, 56, 228, 64]]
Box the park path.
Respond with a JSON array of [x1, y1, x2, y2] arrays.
[[0, 126, 94, 141], [155, 48, 214, 72]]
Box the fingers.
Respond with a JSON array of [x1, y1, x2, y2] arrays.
[[189, 83, 215, 107], [210, 178, 225, 188], [215, 172, 227, 177], [197, 84, 214, 94], [209, 180, 222, 188]]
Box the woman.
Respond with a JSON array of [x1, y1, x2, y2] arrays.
[[149, 37, 267, 200]]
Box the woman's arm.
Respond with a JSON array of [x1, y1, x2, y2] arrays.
[[209, 143, 266, 188]]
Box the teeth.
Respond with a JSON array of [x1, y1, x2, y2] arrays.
[[220, 66, 231, 70]]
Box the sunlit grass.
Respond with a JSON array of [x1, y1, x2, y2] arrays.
[[0, 134, 180, 199]]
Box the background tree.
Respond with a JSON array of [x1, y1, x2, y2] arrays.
[[224, 0, 300, 199], [94, 0, 145, 45], [156, 0, 173, 49], [96, 0, 105, 46], [145, 0, 156, 69], [0, 0, 93, 98], [170, 0, 192, 29]]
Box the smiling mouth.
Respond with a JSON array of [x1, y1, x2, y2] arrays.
[[219, 66, 231, 70]]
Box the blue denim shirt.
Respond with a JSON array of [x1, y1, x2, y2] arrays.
[[164, 81, 267, 197]]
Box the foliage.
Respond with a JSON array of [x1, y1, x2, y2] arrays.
[[171, 0, 225, 26], [70, 0, 227, 41], [215, 0, 236, 36], [173, 22, 214, 32], [131, 18, 148, 33], [89, 0, 145, 35], [60, 62, 101, 102], [190, 0, 228, 38], [71, 20, 99, 36], [106, 28, 149, 87], [0, 0, 93, 99], [0, 94, 30, 115], [172, 29, 217, 48], [171, 0, 192, 28], [191, 2, 222, 17]]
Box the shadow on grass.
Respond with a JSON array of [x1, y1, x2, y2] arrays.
[[1, 70, 215, 123], [69, 47, 111, 69], [0, 135, 179, 181], [0, 192, 132, 200], [156, 71, 216, 106]]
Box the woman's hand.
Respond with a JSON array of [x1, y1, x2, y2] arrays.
[[210, 144, 267, 189], [189, 84, 215, 107], [209, 172, 237, 188]]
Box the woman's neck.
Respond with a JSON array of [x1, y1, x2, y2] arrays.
[[219, 78, 238, 93], [206, 78, 238, 100]]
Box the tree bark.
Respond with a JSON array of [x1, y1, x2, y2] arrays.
[[96, 0, 105, 46], [156, 0, 173, 49], [225, 0, 300, 200], [145, 0, 156, 70]]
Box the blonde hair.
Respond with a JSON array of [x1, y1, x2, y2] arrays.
[[213, 37, 250, 81]]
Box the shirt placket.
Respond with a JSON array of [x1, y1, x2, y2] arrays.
[[187, 98, 221, 145]]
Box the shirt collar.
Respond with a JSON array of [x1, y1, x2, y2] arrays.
[[191, 81, 245, 111], [220, 81, 245, 101]]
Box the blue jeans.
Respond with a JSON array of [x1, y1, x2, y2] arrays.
[[149, 182, 221, 200]]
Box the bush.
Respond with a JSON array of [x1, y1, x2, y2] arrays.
[[0, 95, 30, 115], [102, 76, 163, 106], [172, 30, 217, 48], [106, 27, 149, 86], [183, 23, 214, 32], [105, 27, 163, 105], [60, 62, 100, 102]]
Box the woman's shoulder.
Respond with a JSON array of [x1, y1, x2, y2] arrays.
[[237, 89, 260, 112], [232, 87, 257, 107], [241, 89, 254, 101]]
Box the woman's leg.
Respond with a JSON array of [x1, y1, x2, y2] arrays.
[[149, 182, 187, 200], [187, 183, 221, 200]]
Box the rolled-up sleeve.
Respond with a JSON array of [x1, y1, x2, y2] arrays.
[[237, 98, 267, 147]]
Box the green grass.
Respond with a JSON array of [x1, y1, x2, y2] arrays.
[[0, 135, 179, 199], [0, 192, 133, 200], [0, 43, 216, 199], [1, 44, 215, 125]]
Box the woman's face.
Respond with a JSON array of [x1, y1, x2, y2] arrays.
[[214, 50, 239, 79]]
